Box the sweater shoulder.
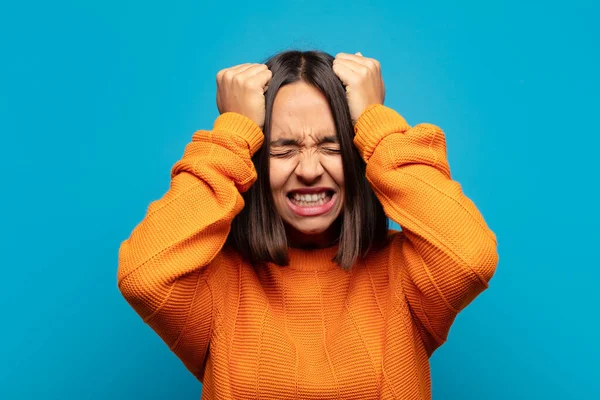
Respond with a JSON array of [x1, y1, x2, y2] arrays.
[[358, 228, 403, 270], [198, 244, 246, 289]]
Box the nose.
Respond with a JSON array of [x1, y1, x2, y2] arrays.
[[295, 151, 325, 184]]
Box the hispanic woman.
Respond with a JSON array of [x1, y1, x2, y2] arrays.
[[117, 50, 499, 399]]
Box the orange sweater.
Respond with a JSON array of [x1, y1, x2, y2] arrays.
[[117, 104, 499, 399]]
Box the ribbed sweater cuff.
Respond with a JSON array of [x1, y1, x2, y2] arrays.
[[354, 104, 411, 162], [213, 112, 264, 156]]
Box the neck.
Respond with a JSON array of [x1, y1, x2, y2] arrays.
[[285, 218, 341, 249]]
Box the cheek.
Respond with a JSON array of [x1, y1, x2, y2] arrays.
[[269, 160, 292, 192], [322, 158, 345, 188]]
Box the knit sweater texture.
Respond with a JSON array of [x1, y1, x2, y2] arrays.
[[117, 104, 499, 399]]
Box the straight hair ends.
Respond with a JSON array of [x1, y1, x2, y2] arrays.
[[226, 50, 389, 271]]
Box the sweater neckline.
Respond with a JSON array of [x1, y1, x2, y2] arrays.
[[283, 243, 340, 271]]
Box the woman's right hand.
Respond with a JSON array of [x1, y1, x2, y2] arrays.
[[216, 63, 272, 129]]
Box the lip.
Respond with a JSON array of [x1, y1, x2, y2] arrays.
[[286, 192, 337, 217]]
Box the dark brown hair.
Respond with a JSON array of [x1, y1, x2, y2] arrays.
[[226, 50, 389, 271]]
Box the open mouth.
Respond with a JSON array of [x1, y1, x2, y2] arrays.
[[287, 190, 335, 207]]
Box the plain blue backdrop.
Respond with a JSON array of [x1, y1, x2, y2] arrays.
[[1, 0, 598, 399]]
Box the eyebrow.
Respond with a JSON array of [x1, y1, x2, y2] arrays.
[[269, 135, 339, 147]]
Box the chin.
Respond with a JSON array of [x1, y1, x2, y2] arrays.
[[284, 217, 335, 235], [296, 225, 330, 235]]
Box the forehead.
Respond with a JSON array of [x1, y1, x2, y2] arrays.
[[270, 81, 336, 140]]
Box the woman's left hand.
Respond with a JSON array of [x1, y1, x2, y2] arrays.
[[332, 52, 386, 124]]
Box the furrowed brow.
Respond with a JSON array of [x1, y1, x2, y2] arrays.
[[269, 135, 338, 147], [317, 135, 339, 145], [270, 138, 301, 147]]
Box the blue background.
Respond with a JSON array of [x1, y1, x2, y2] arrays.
[[1, 0, 598, 398]]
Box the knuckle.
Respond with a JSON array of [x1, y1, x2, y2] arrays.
[[232, 73, 244, 85], [223, 70, 234, 81]]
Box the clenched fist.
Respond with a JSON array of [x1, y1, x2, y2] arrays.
[[332, 52, 385, 125], [216, 63, 272, 129]]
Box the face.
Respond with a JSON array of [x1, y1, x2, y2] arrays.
[[269, 81, 345, 247]]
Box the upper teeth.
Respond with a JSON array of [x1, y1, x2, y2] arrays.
[[292, 192, 328, 202]]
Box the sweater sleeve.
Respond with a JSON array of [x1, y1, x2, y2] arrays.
[[354, 104, 499, 355], [116, 112, 263, 380]]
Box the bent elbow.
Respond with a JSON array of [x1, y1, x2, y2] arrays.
[[470, 235, 499, 287]]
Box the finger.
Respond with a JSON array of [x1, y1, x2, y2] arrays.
[[334, 52, 351, 59], [232, 65, 269, 88], [246, 67, 272, 89], [238, 65, 271, 91], [336, 53, 378, 70], [335, 52, 365, 62], [334, 58, 369, 75], [230, 63, 254, 72], [228, 64, 257, 80], [236, 64, 269, 80], [332, 61, 359, 87], [217, 63, 250, 79], [218, 63, 255, 82]]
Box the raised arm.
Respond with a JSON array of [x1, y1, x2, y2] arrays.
[[117, 62, 272, 380], [354, 104, 499, 355], [117, 112, 263, 379]]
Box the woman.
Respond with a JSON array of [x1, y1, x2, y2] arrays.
[[117, 50, 499, 399]]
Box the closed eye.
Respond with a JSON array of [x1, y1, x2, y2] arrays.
[[269, 150, 295, 158], [270, 147, 340, 157]]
